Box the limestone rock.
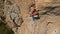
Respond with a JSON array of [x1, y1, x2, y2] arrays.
[[0, 0, 60, 34]]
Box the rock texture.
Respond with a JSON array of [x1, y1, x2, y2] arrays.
[[0, 0, 60, 34]]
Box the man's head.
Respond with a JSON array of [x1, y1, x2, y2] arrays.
[[31, 4, 35, 7], [30, 4, 35, 8], [30, 4, 35, 10]]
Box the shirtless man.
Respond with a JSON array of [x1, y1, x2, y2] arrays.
[[30, 4, 40, 21]]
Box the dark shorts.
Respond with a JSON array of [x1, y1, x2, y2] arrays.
[[32, 15, 40, 20]]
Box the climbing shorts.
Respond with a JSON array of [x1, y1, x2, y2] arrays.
[[32, 15, 40, 20]]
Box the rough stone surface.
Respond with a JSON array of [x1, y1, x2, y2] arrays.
[[0, 0, 60, 34]]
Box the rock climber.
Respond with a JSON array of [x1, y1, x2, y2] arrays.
[[29, 4, 40, 21]]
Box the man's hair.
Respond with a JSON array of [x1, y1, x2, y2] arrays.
[[30, 4, 35, 7], [31, 4, 35, 7], [29, 4, 35, 12]]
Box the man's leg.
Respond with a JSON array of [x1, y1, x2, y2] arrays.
[[32, 16, 35, 21]]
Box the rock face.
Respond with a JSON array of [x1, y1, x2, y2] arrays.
[[0, 0, 60, 34], [0, 0, 23, 34]]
